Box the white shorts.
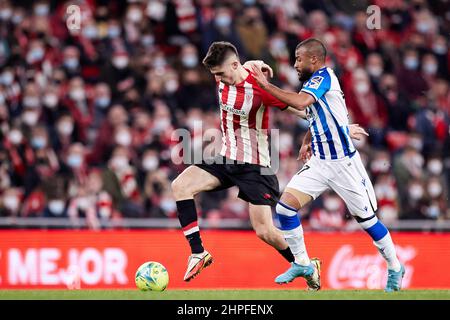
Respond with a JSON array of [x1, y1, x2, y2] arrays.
[[285, 152, 377, 219]]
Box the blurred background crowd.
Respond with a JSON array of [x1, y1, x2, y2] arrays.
[[0, 0, 449, 229]]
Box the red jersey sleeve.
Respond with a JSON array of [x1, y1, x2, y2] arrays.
[[260, 88, 288, 110]]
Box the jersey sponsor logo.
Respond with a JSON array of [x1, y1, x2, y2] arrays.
[[220, 102, 248, 116], [306, 76, 324, 90]]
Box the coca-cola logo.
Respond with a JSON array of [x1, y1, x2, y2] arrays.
[[328, 245, 416, 289]]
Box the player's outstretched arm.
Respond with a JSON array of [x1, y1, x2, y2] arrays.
[[250, 65, 314, 111], [348, 124, 369, 140]]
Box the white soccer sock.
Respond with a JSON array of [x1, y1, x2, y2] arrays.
[[359, 216, 401, 272], [283, 225, 310, 266], [276, 202, 310, 266], [373, 233, 402, 272]]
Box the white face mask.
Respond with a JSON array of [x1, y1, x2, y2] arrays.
[[367, 65, 383, 78], [409, 184, 424, 200], [142, 156, 159, 171], [43, 94, 58, 108], [355, 82, 369, 95], [146, 1, 166, 21], [9, 130, 23, 145], [422, 63, 437, 75], [70, 88, 85, 101], [427, 159, 443, 175], [4, 195, 19, 211], [112, 156, 129, 169], [127, 9, 143, 23], [165, 79, 179, 93], [427, 182, 442, 198], [48, 200, 65, 215], [22, 111, 39, 126], [112, 56, 129, 69], [115, 132, 132, 146], [57, 121, 74, 136]]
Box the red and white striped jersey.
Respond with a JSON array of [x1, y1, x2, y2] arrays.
[[217, 72, 287, 167]]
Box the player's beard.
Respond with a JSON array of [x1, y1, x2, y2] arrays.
[[297, 66, 314, 82]]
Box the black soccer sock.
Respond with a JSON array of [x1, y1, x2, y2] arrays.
[[176, 199, 204, 254], [277, 247, 295, 263]]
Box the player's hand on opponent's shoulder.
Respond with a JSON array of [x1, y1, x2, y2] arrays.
[[297, 143, 312, 162], [348, 124, 369, 141], [249, 64, 270, 89], [243, 60, 273, 78]]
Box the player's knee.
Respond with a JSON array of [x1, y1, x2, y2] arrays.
[[171, 177, 192, 199]]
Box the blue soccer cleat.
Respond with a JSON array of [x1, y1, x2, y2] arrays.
[[275, 258, 321, 290], [384, 264, 405, 292]]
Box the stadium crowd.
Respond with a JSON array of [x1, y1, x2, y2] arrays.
[[0, 0, 449, 229]]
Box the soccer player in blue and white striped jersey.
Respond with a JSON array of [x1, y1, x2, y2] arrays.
[[251, 38, 405, 292]]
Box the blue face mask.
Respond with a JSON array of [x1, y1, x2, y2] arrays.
[[96, 97, 111, 108], [64, 58, 79, 70], [182, 55, 198, 68], [215, 15, 231, 28], [404, 57, 418, 70], [67, 154, 82, 168], [31, 137, 46, 149]]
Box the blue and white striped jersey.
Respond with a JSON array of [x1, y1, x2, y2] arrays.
[[301, 66, 356, 160]]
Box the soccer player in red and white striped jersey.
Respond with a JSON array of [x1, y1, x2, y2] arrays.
[[172, 41, 300, 282], [216, 65, 287, 167]]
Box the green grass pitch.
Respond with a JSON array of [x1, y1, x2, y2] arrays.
[[0, 289, 449, 300]]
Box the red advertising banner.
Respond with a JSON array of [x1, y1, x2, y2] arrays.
[[0, 230, 448, 289]]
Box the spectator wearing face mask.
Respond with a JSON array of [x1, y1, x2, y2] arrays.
[[420, 53, 439, 85], [3, 126, 34, 187], [402, 179, 429, 219], [23, 125, 60, 195], [144, 168, 176, 218], [62, 46, 82, 78], [343, 68, 388, 147], [103, 146, 144, 218], [52, 113, 80, 155], [236, 6, 268, 60], [373, 173, 400, 223], [0, 187, 23, 217], [365, 53, 385, 87], [378, 74, 413, 132], [60, 142, 89, 200], [201, 5, 247, 59], [396, 48, 429, 101], [101, 49, 142, 102], [392, 143, 425, 212], [61, 77, 94, 144], [88, 104, 129, 165], [92, 82, 112, 127], [423, 176, 447, 220]]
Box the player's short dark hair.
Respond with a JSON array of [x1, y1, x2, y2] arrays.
[[202, 41, 239, 69], [296, 38, 327, 62]]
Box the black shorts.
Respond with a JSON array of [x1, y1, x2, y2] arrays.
[[195, 155, 280, 206]]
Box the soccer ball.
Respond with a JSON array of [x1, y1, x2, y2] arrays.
[[135, 261, 169, 292]]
